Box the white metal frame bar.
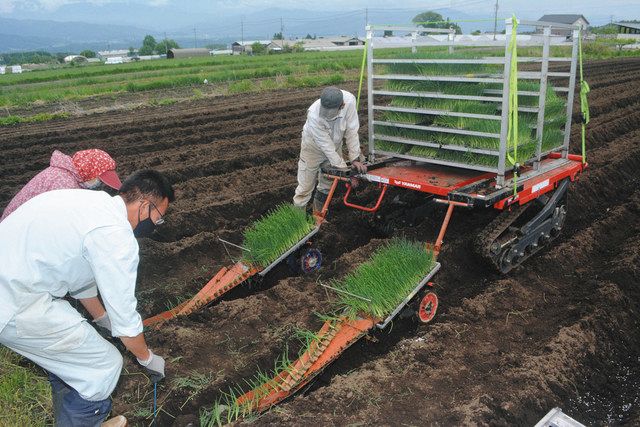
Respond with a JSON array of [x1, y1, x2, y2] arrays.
[[376, 150, 499, 173], [374, 120, 500, 138], [374, 105, 502, 121], [375, 134, 500, 156]]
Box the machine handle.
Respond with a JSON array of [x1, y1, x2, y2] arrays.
[[342, 183, 387, 212]]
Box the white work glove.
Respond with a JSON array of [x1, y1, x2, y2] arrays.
[[93, 312, 112, 332], [137, 350, 165, 383]]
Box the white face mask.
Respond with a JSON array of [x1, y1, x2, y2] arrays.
[[82, 178, 102, 190]]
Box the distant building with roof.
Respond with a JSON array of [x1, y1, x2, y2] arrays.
[[64, 55, 87, 63], [231, 40, 271, 54], [615, 22, 640, 35], [231, 36, 364, 54], [167, 48, 210, 59], [98, 49, 134, 60], [537, 14, 589, 36]]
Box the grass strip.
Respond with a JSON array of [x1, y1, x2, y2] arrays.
[[0, 348, 52, 426], [0, 112, 69, 126]]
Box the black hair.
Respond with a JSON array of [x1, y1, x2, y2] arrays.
[[119, 169, 175, 203]]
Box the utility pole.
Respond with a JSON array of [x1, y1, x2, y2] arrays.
[[164, 31, 168, 55], [241, 17, 244, 48], [365, 8, 368, 26], [193, 27, 197, 48], [493, 0, 499, 41], [280, 17, 284, 38]]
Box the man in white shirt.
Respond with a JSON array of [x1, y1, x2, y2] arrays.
[[0, 169, 174, 427], [293, 86, 367, 216]]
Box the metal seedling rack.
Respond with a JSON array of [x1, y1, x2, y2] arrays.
[[366, 18, 582, 187]]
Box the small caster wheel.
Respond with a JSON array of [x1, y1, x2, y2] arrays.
[[417, 292, 438, 324]]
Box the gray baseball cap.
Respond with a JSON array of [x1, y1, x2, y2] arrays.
[[319, 86, 344, 120]]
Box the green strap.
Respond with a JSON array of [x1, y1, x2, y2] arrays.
[[506, 16, 519, 196], [578, 30, 590, 164], [356, 40, 367, 111]]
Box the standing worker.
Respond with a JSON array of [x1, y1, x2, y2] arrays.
[[0, 169, 174, 427], [293, 86, 367, 216], [1, 148, 122, 221]]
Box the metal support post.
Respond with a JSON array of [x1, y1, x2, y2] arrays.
[[411, 31, 418, 54], [496, 18, 514, 188], [562, 29, 580, 158], [448, 28, 455, 54], [534, 26, 551, 169], [366, 26, 375, 162]]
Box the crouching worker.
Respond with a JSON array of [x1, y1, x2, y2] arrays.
[[293, 86, 367, 217], [1, 148, 122, 222], [0, 169, 175, 427]]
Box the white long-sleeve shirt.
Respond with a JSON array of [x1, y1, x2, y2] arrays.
[[301, 89, 361, 168], [0, 189, 143, 338]]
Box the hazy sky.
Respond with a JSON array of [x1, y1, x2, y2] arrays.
[[0, 0, 637, 23]]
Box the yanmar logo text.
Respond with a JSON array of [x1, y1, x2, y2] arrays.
[[393, 179, 421, 190]]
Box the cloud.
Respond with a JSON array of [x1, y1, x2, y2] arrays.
[[0, 0, 15, 13], [0, 0, 172, 13]]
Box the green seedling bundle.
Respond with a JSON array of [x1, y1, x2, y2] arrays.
[[332, 239, 436, 318], [242, 204, 315, 268], [374, 52, 569, 169]]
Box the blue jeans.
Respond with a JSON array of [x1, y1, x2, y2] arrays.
[[49, 373, 112, 427]]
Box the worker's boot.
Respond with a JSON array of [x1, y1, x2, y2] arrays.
[[312, 191, 328, 224], [101, 415, 127, 427]]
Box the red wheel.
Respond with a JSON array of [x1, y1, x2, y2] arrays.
[[417, 292, 438, 323]]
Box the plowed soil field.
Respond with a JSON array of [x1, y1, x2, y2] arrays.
[[1, 57, 640, 426]]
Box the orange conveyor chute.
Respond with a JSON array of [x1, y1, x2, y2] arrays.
[[235, 316, 379, 412], [143, 261, 259, 328]]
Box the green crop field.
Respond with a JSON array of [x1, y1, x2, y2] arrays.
[[0, 50, 365, 109], [0, 38, 636, 124]]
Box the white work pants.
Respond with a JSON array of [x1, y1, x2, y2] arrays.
[[293, 143, 337, 208], [0, 300, 123, 402]]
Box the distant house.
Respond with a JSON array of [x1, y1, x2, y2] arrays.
[[64, 55, 87, 63], [105, 57, 124, 65], [538, 14, 589, 36], [300, 36, 364, 51], [10, 65, 22, 74], [299, 39, 340, 50], [263, 36, 365, 52], [320, 36, 364, 46], [137, 54, 164, 61], [615, 22, 640, 35], [98, 49, 134, 61], [167, 48, 210, 59], [231, 40, 271, 54], [230, 36, 365, 54], [0, 66, 5, 75]]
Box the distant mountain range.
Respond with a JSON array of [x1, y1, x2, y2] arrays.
[[0, 3, 620, 54], [0, 16, 149, 52], [0, 7, 495, 53]]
